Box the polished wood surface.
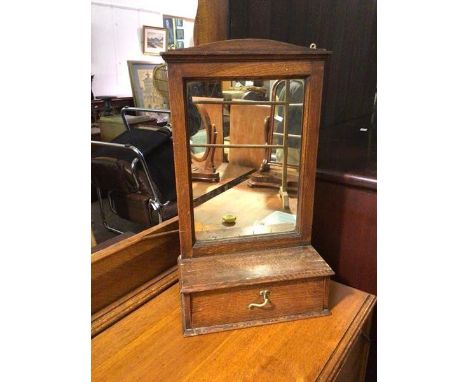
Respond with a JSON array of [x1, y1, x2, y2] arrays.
[[313, 177, 376, 295], [180, 246, 332, 335], [91, 232, 133, 254], [91, 266, 178, 337], [179, 246, 332, 293], [91, 217, 179, 314], [191, 278, 328, 329], [312, 167, 377, 382], [163, 38, 331, 62], [92, 280, 376, 381]]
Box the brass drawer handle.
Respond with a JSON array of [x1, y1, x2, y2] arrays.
[[248, 290, 270, 309]]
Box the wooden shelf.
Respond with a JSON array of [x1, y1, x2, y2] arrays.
[[179, 245, 334, 293]]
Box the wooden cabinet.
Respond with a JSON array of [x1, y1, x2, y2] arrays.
[[162, 39, 334, 336]]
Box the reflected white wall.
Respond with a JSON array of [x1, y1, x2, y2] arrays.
[[91, 0, 197, 96]]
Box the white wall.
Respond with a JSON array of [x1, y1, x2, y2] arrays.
[[91, 0, 198, 96]]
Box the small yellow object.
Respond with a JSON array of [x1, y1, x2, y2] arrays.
[[222, 214, 236, 224]]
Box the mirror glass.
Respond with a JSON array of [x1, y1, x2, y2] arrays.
[[186, 78, 305, 242]]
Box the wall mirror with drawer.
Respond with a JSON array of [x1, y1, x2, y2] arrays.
[[162, 39, 334, 336]]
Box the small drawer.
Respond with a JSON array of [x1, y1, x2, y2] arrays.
[[190, 277, 328, 328]]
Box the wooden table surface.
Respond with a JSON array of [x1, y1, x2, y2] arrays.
[[92, 281, 375, 381]]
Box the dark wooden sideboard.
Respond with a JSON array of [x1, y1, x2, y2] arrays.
[[312, 129, 377, 381]]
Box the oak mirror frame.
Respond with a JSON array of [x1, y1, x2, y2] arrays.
[[187, 77, 304, 242], [164, 45, 327, 259]]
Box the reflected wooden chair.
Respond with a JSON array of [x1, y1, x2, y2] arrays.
[[228, 103, 271, 169], [190, 107, 221, 182]]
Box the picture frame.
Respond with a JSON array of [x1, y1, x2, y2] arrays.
[[176, 18, 183, 27], [142, 26, 167, 56], [127, 61, 168, 109], [176, 28, 184, 40], [163, 16, 175, 47], [176, 41, 184, 49]]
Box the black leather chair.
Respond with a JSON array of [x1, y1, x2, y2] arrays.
[[91, 107, 177, 234]]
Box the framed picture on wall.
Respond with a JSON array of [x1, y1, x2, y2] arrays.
[[142, 26, 167, 56], [127, 61, 168, 109], [163, 16, 175, 48], [176, 28, 184, 40]]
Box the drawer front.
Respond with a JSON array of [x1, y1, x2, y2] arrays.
[[190, 277, 328, 328]]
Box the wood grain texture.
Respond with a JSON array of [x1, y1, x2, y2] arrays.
[[91, 217, 179, 313], [191, 278, 327, 328], [165, 55, 327, 259], [179, 245, 333, 293], [92, 280, 376, 382], [91, 266, 178, 337], [163, 39, 331, 335]]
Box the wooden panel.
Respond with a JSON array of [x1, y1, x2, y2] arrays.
[[180, 245, 333, 293], [162, 39, 331, 63], [91, 266, 178, 337], [191, 278, 326, 328], [229, 104, 271, 168], [336, 311, 373, 382], [91, 217, 179, 313], [194, 0, 229, 46], [312, 174, 377, 381], [312, 178, 377, 295], [92, 281, 376, 381]]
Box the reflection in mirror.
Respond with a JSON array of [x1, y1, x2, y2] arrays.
[[91, 107, 178, 247], [187, 79, 305, 242], [187, 82, 223, 183], [91, 6, 196, 251]]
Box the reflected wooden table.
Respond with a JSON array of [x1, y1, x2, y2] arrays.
[[194, 179, 298, 240], [92, 280, 376, 381], [192, 162, 256, 206]]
